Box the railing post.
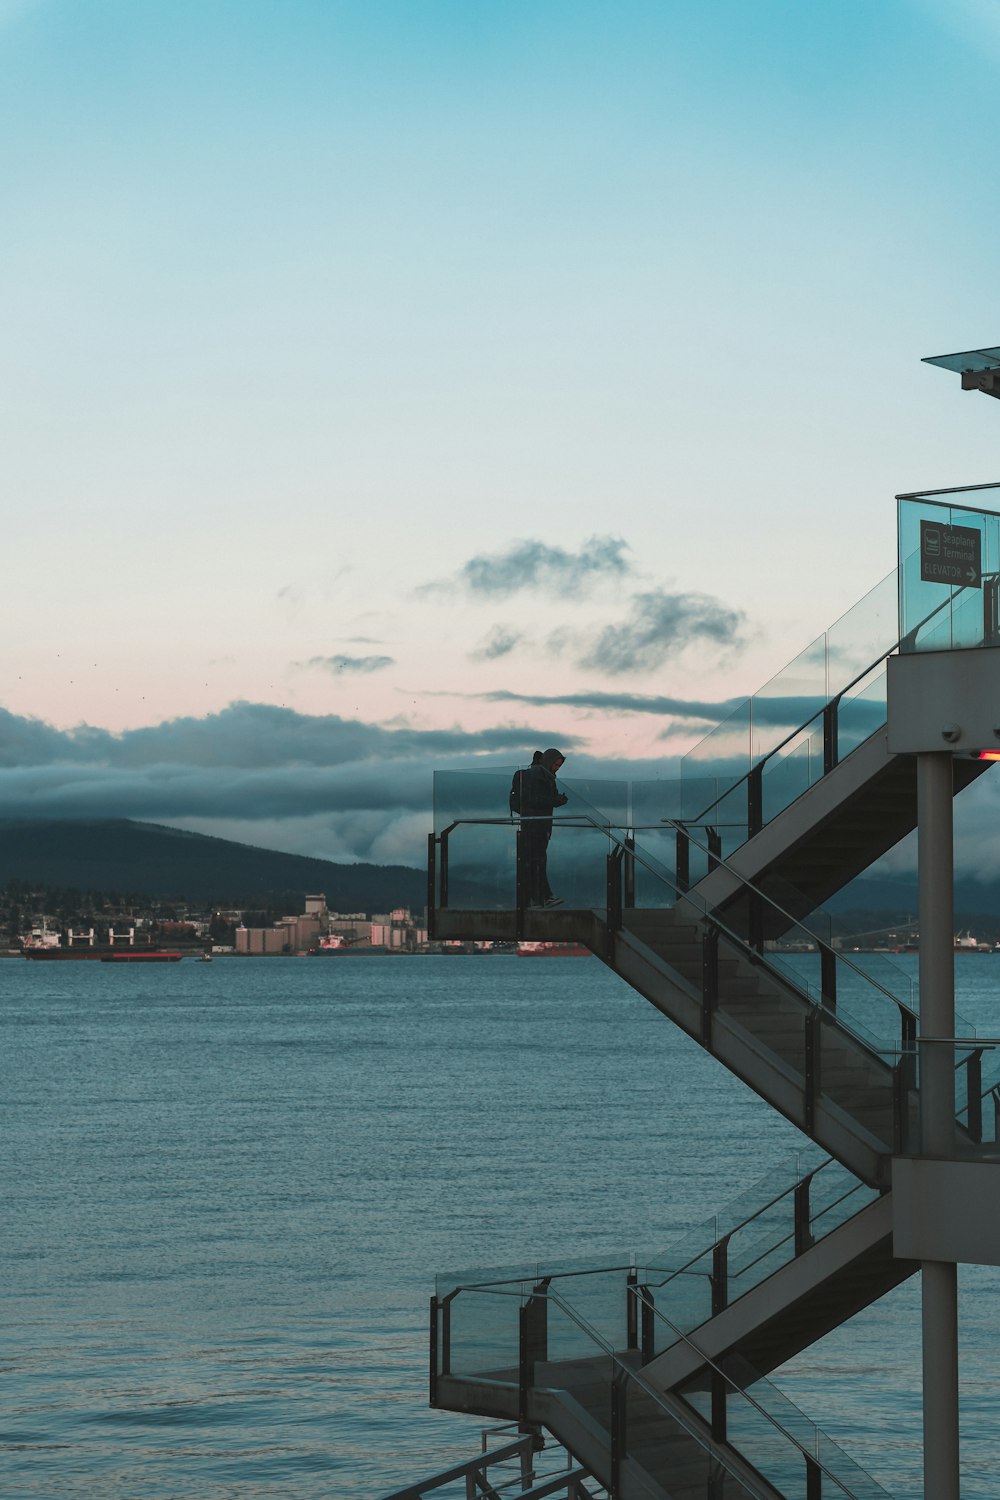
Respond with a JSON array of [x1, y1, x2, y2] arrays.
[[710, 1369, 727, 1444], [676, 827, 690, 895], [429, 1297, 439, 1406], [521, 1296, 551, 1422], [441, 1296, 452, 1378], [805, 1011, 821, 1135], [610, 1373, 626, 1499], [823, 697, 839, 776], [702, 924, 719, 1046], [426, 834, 437, 938], [712, 1235, 729, 1317], [623, 835, 636, 910], [794, 1173, 814, 1258], [606, 849, 623, 961], [626, 1270, 638, 1350], [639, 1287, 655, 1364], [820, 943, 837, 1012], [707, 826, 722, 873], [748, 762, 764, 837], [966, 1048, 983, 1143], [440, 829, 450, 909], [515, 826, 526, 941], [805, 1452, 823, 1500]]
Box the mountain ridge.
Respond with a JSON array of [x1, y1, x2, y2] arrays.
[[0, 818, 425, 913]]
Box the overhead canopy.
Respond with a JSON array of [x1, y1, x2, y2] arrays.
[[923, 346, 1000, 373]]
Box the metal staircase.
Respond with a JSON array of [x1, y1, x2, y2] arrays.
[[423, 547, 1000, 1497]]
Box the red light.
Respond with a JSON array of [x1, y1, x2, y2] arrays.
[[977, 751, 1000, 761]]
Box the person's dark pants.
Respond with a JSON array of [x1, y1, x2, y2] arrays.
[[521, 821, 553, 906]]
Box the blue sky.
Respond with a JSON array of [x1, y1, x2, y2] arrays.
[[3, 0, 1000, 865]]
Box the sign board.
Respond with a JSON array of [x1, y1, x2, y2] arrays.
[[919, 519, 982, 588]]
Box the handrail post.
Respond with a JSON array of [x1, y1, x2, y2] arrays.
[[623, 834, 636, 910], [519, 1284, 548, 1423], [805, 1451, 822, 1500], [794, 1173, 814, 1257], [440, 828, 450, 909], [711, 1235, 730, 1317], [610, 1371, 626, 1499], [515, 826, 526, 941], [823, 697, 839, 775], [748, 762, 763, 838], [676, 827, 690, 894], [626, 1270, 638, 1350], [702, 924, 719, 1046], [429, 1296, 439, 1406], [707, 826, 722, 873], [426, 835, 438, 939], [639, 1287, 655, 1365], [710, 1368, 727, 1444], [805, 1011, 821, 1136], [967, 1048, 983, 1143], [820, 943, 837, 1012], [606, 849, 623, 961]]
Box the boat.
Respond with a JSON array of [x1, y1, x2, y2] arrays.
[[516, 942, 591, 957], [99, 951, 183, 963], [307, 944, 389, 956], [23, 947, 106, 960]]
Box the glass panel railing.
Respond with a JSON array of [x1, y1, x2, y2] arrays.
[[440, 1281, 775, 1499], [898, 489, 1000, 653], [637, 1155, 876, 1360], [760, 713, 825, 825], [827, 570, 899, 690], [898, 1040, 1000, 1160], [750, 633, 828, 764], [680, 567, 898, 836], [433, 769, 517, 910], [837, 663, 888, 761], [680, 1357, 893, 1499], [445, 1285, 522, 1381], [680, 699, 752, 815]]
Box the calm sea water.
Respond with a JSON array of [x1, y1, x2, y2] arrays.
[[3, 953, 1000, 1499]]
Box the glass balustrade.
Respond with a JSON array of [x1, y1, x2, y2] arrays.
[[638, 1155, 876, 1360], [435, 1265, 892, 1499], [898, 487, 1000, 653]]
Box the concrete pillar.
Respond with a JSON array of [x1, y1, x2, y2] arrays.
[[917, 751, 960, 1500]]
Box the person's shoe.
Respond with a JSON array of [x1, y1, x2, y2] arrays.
[[544, 895, 565, 908]]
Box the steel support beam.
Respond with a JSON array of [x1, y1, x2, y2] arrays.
[[917, 751, 960, 1500]]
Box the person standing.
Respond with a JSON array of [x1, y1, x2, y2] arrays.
[[520, 748, 568, 907]]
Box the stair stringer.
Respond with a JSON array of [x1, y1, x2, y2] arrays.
[[641, 1193, 917, 1392], [687, 725, 990, 925], [603, 923, 891, 1186]]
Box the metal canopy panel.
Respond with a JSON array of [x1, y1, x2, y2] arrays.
[[923, 346, 1000, 373]]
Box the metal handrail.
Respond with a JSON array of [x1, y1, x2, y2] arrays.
[[642, 1170, 870, 1295], [440, 1283, 770, 1499], [442, 1280, 884, 1498], [630, 1287, 892, 1499]]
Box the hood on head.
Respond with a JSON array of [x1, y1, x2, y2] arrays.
[[541, 748, 565, 770]]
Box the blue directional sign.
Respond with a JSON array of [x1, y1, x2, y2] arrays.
[[919, 519, 982, 588]]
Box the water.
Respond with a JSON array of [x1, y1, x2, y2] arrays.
[[3, 953, 1000, 1498]]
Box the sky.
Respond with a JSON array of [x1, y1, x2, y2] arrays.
[[3, 0, 1000, 872]]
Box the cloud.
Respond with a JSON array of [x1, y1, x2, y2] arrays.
[[469, 626, 523, 662], [305, 654, 395, 675], [0, 701, 591, 860], [426, 535, 632, 600], [454, 688, 746, 719], [582, 588, 747, 674]]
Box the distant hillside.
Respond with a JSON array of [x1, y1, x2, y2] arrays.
[[0, 819, 426, 913]]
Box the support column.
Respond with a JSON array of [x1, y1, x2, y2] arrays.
[[917, 752, 960, 1500]]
